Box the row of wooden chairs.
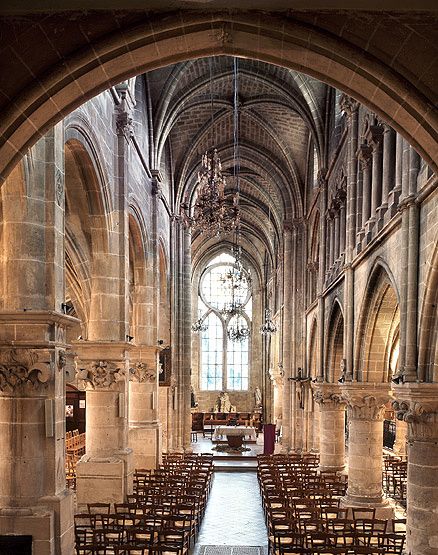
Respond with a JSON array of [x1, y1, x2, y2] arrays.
[[66, 429, 86, 459], [257, 454, 406, 555], [75, 454, 213, 555], [382, 455, 407, 503]]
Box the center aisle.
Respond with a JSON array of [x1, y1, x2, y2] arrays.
[[192, 471, 268, 553]]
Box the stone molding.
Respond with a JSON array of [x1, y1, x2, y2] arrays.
[[341, 384, 390, 421], [312, 383, 345, 409], [0, 348, 51, 394], [392, 383, 438, 442], [76, 360, 125, 390], [129, 362, 156, 383]]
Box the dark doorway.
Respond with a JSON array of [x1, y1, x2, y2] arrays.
[[0, 536, 32, 555], [66, 384, 86, 434]]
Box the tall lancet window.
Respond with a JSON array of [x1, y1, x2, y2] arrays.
[[198, 253, 252, 391]]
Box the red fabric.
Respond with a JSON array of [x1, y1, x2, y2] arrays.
[[263, 424, 276, 454]]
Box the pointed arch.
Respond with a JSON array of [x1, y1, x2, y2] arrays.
[[325, 300, 344, 383], [355, 263, 400, 383], [418, 237, 438, 382]]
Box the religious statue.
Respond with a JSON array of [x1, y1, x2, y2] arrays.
[[290, 368, 311, 409], [191, 386, 198, 408], [254, 386, 262, 410], [214, 391, 236, 413]]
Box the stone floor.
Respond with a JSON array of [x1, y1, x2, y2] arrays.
[[191, 472, 268, 553]]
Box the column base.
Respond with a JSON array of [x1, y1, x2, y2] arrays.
[[0, 489, 74, 555], [319, 463, 346, 473], [341, 495, 395, 520], [386, 189, 401, 221], [76, 449, 133, 509], [376, 205, 387, 231], [129, 422, 162, 470], [364, 218, 376, 244]]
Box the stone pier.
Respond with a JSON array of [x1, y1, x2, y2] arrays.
[[75, 342, 133, 508], [393, 383, 438, 555], [341, 384, 393, 517], [312, 383, 346, 472]]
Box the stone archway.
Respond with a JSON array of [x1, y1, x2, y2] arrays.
[[0, 12, 437, 185]]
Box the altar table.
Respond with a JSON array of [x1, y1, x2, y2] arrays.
[[213, 425, 257, 441]]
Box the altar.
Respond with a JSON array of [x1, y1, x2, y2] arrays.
[[213, 425, 257, 447]]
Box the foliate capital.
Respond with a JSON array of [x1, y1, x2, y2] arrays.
[[129, 362, 156, 383], [0, 348, 52, 395], [392, 384, 438, 442], [341, 384, 391, 421], [76, 360, 125, 390]]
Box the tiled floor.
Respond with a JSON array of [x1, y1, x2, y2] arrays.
[[192, 472, 268, 553]]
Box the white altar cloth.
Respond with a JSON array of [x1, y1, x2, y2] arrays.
[[213, 425, 257, 441]]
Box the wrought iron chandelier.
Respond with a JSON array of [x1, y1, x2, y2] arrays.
[[181, 57, 240, 237], [260, 308, 277, 335], [227, 311, 251, 343], [219, 245, 251, 316], [181, 149, 240, 237], [191, 317, 208, 333]]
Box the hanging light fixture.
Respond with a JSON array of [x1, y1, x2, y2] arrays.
[[181, 58, 240, 237], [260, 308, 277, 335], [227, 310, 251, 343], [191, 308, 208, 333], [191, 317, 208, 333]]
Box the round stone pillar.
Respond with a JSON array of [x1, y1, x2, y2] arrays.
[[393, 384, 438, 555], [313, 384, 346, 472], [75, 343, 133, 509], [341, 384, 392, 512], [393, 418, 407, 456], [128, 350, 162, 470]]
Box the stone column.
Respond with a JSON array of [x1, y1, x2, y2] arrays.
[[341, 384, 393, 516], [0, 127, 75, 555], [393, 384, 438, 555], [381, 125, 396, 223], [75, 343, 133, 508], [313, 384, 346, 472], [334, 207, 340, 262], [388, 132, 403, 217], [181, 226, 192, 452], [281, 224, 293, 451], [339, 201, 346, 256], [393, 418, 407, 457], [357, 144, 372, 245], [370, 124, 383, 221], [339, 94, 359, 260], [128, 347, 162, 470]]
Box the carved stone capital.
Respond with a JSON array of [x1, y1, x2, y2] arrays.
[[0, 348, 52, 394], [339, 94, 359, 118], [357, 143, 373, 169], [76, 360, 125, 390], [116, 111, 134, 138], [392, 383, 438, 442], [312, 383, 345, 410], [129, 362, 156, 383], [341, 384, 391, 421]]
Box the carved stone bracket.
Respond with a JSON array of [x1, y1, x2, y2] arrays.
[[341, 384, 391, 421], [392, 383, 438, 442], [0, 348, 51, 394], [312, 383, 345, 410], [76, 360, 125, 390], [129, 362, 156, 383]]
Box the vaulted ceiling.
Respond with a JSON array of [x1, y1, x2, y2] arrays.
[[147, 56, 330, 273]]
